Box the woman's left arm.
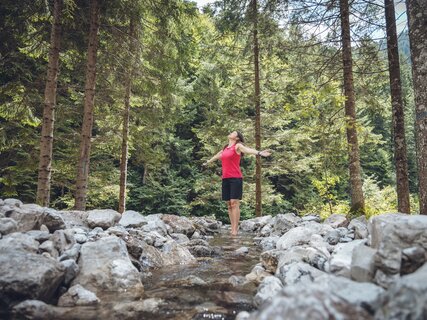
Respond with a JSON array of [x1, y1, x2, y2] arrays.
[[236, 143, 272, 157]]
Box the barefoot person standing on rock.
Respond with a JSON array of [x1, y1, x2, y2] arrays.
[[202, 131, 271, 236]]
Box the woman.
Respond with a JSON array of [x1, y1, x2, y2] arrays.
[[203, 131, 271, 236]]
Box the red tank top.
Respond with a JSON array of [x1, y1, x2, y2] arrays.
[[221, 144, 243, 179]]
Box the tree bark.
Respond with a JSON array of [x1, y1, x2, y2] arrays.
[[36, 0, 63, 207], [118, 18, 137, 214], [339, 0, 365, 213], [75, 0, 100, 210], [385, 0, 410, 213], [406, 0, 427, 214], [252, 0, 262, 217]]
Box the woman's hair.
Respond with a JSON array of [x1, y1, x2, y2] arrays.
[[223, 130, 245, 158]]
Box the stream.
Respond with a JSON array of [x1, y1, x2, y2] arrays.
[[141, 228, 260, 320]]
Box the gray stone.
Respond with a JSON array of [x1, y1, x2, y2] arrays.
[[272, 213, 301, 235], [276, 262, 325, 286], [162, 214, 195, 236], [401, 246, 426, 275], [86, 209, 121, 229], [348, 216, 368, 239], [254, 276, 283, 307], [276, 226, 313, 250], [58, 284, 99, 307], [72, 236, 143, 297], [301, 214, 321, 223], [245, 265, 271, 284], [325, 229, 340, 245], [376, 263, 427, 319], [351, 245, 376, 282], [59, 243, 81, 261], [234, 246, 249, 255], [170, 233, 190, 245], [139, 243, 165, 270], [141, 218, 168, 236], [261, 249, 287, 273], [0, 232, 39, 252], [161, 240, 196, 266], [107, 225, 129, 237], [58, 210, 89, 229], [0, 250, 64, 306], [52, 229, 75, 254], [189, 245, 216, 257], [39, 240, 59, 258], [119, 210, 147, 228], [0, 217, 17, 235], [324, 214, 349, 228], [3, 198, 23, 207], [329, 239, 366, 278], [60, 259, 79, 286], [259, 236, 279, 251], [240, 215, 272, 232], [26, 230, 51, 242]]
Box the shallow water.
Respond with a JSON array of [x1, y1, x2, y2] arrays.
[[141, 228, 260, 320]]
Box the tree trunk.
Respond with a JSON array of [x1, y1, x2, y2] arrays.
[[75, 0, 100, 210], [36, 0, 63, 207], [339, 0, 365, 213], [118, 18, 137, 214], [252, 0, 262, 217], [406, 0, 427, 214], [385, 0, 410, 213]]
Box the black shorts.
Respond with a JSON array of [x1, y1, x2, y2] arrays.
[[222, 178, 243, 201]]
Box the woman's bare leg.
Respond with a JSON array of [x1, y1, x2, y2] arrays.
[[227, 201, 233, 234], [230, 199, 240, 235]]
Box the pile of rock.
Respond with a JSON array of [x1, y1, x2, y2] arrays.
[[237, 212, 427, 320], [0, 198, 220, 319]]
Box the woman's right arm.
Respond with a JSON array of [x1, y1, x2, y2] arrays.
[[202, 150, 222, 166]]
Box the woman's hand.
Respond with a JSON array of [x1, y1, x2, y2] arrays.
[[259, 150, 272, 157]]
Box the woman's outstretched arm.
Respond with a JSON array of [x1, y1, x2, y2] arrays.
[[236, 143, 272, 157], [202, 150, 223, 166]]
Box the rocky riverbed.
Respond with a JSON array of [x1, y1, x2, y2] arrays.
[[0, 198, 426, 319]]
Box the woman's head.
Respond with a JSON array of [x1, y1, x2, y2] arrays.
[[228, 130, 245, 143]]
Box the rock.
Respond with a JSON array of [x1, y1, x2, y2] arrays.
[[401, 246, 426, 275], [74, 233, 88, 244], [240, 215, 272, 232], [42, 208, 66, 232], [39, 240, 59, 258], [119, 210, 147, 228], [261, 249, 287, 273], [0, 232, 39, 252], [107, 225, 129, 237], [324, 214, 349, 228], [52, 229, 75, 254], [329, 239, 366, 278], [58, 210, 89, 229], [272, 213, 301, 235], [301, 214, 321, 223], [348, 216, 368, 239], [173, 275, 207, 287], [189, 245, 216, 257], [26, 230, 51, 242], [58, 284, 99, 307], [351, 245, 376, 282], [228, 275, 249, 287], [259, 236, 279, 251], [60, 259, 79, 286], [141, 218, 168, 236], [59, 243, 81, 261], [376, 263, 427, 319], [234, 246, 249, 255], [369, 213, 427, 288], [112, 298, 164, 318], [170, 233, 190, 245], [0, 217, 17, 235], [248, 274, 382, 320], [276, 227, 313, 250], [0, 250, 64, 308], [236, 311, 251, 320], [162, 214, 195, 236], [86, 209, 121, 229], [161, 240, 196, 266], [72, 236, 143, 297], [245, 265, 271, 284], [276, 262, 325, 286], [3, 198, 23, 207], [139, 243, 164, 270], [325, 229, 340, 245], [254, 276, 283, 307], [275, 247, 308, 269]]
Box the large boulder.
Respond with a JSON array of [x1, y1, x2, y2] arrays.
[[72, 236, 143, 297], [376, 263, 427, 319], [0, 218, 18, 235], [0, 249, 64, 309], [86, 209, 121, 229], [368, 213, 427, 288], [276, 262, 325, 286], [324, 214, 349, 228], [329, 239, 366, 278], [351, 244, 376, 282], [161, 214, 195, 236], [119, 210, 147, 228], [253, 276, 283, 307], [160, 240, 196, 266], [348, 216, 369, 239], [0, 232, 40, 252], [276, 227, 313, 250]]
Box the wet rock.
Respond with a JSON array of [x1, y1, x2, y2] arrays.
[[351, 244, 376, 282], [60, 259, 79, 286], [369, 213, 427, 288], [86, 209, 121, 229], [218, 291, 253, 306], [161, 240, 196, 266], [376, 263, 427, 319], [58, 284, 99, 307], [0, 217, 17, 235], [0, 249, 64, 308], [329, 239, 366, 278], [72, 236, 143, 297], [162, 214, 195, 237], [324, 214, 349, 228], [189, 245, 216, 257], [254, 276, 283, 307], [173, 275, 207, 287], [234, 246, 249, 255], [245, 264, 272, 284], [119, 210, 147, 228], [113, 298, 164, 317], [228, 275, 249, 287], [276, 262, 325, 286]]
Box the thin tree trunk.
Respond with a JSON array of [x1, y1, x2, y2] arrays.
[[252, 0, 262, 217], [75, 0, 100, 210], [339, 0, 365, 214], [118, 18, 137, 214], [36, 0, 63, 207], [406, 0, 427, 214], [385, 0, 410, 213]]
